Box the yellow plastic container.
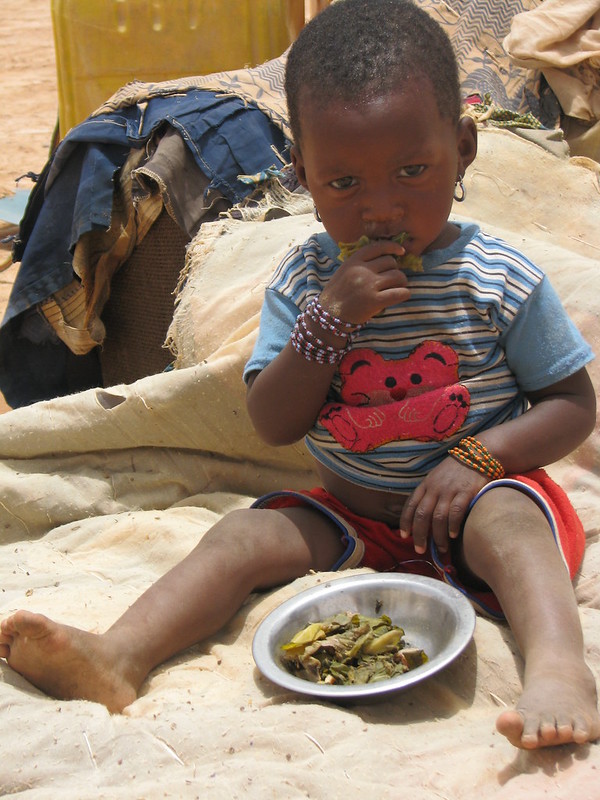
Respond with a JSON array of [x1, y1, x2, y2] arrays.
[[52, 0, 305, 137]]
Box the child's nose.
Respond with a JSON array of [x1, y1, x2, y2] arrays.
[[361, 188, 405, 228]]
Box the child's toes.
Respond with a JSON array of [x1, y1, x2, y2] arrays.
[[520, 714, 552, 748], [0, 623, 14, 653], [573, 713, 598, 744]]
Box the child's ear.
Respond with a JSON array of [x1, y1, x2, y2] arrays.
[[290, 145, 309, 190], [456, 116, 478, 175]]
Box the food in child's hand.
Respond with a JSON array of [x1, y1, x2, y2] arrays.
[[280, 611, 428, 685], [338, 233, 423, 272]]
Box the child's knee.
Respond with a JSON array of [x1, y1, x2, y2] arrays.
[[202, 508, 262, 541], [200, 507, 309, 559], [465, 486, 550, 541], [460, 487, 555, 579]]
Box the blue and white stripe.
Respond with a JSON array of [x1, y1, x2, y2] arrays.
[[250, 223, 588, 492]]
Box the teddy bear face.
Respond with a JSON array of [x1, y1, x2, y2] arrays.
[[319, 341, 470, 452], [337, 341, 461, 407]]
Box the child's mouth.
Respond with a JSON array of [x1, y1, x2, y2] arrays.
[[379, 233, 409, 243], [338, 233, 423, 272]]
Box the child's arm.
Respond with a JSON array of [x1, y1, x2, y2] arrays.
[[400, 367, 596, 555], [246, 345, 338, 446], [480, 368, 596, 473], [247, 240, 410, 445]]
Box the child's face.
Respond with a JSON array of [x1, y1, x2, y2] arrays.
[[291, 79, 477, 255]]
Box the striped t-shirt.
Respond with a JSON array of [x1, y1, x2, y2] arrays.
[[244, 223, 593, 492]]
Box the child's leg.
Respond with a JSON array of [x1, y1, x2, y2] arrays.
[[0, 506, 345, 713], [460, 486, 600, 749]]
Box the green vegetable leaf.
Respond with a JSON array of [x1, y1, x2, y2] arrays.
[[280, 611, 427, 686]]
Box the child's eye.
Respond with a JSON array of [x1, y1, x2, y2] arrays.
[[399, 165, 426, 178], [330, 176, 357, 190]]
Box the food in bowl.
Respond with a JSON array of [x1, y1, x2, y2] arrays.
[[252, 574, 476, 700], [280, 611, 428, 686]]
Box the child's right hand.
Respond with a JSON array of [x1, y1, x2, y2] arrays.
[[320, 240, 411, 324]]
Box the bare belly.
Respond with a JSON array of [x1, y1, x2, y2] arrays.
[[314, 461, 408, 526]]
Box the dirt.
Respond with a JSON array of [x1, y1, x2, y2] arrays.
[[0, 1, 57, 197], [0, 0, 57, 411]]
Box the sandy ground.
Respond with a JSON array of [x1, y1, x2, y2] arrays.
[[0, 1, 56, 198], [0, 0, 58, 411]]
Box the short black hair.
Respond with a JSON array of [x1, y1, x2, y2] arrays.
[[285, 0, 461, 146]]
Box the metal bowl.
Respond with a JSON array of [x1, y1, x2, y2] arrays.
[[252, 573, 476, 700]]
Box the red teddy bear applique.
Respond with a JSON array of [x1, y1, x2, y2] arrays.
[[319, 341, 470, 452]]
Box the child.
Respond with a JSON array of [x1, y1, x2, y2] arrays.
[[1, 0, 599, 750]]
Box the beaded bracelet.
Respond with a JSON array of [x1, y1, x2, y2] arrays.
[[304, 295, 361, 338], [297, 314, 341, 355], [448, 436, 505, 480], [290, 313, 350, 365], [297, 314, 332, 347]]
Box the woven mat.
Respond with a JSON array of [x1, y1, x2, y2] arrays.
[[99, 209, 189, 386]]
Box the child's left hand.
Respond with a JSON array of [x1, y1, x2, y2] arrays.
[[399, 457, 489, 554]]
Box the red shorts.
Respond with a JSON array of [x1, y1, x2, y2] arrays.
[[251, 468, 585, 619]]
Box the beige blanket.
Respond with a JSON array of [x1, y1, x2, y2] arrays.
[[503, 0, 600, 162], [1, 129, 600, 797], [504, 0, 600, 122]]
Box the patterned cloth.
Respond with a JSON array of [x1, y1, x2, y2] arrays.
[[463, 92, 543, 128], [93, 53, 293, 139], [419, 0, 551, 119]]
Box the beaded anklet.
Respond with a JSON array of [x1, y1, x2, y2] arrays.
[[448, 436, 505, 479]]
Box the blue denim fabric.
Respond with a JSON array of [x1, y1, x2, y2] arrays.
[[8, 90, 288, 325], [8, 143, 129, 324], [1, 90, 289, 406]]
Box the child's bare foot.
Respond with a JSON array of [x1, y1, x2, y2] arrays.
[[0, 611, 139, 713], [496, 657, 600, 749]]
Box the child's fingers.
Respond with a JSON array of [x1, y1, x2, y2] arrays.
[[430, 503, 452, 554], [322, 256, 410, 322], [347, 239, 406, 265], [447, 493, 472, 540], [400, 489, 429, 554]]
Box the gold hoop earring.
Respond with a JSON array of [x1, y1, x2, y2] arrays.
[[454, 176, 466, 203]]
